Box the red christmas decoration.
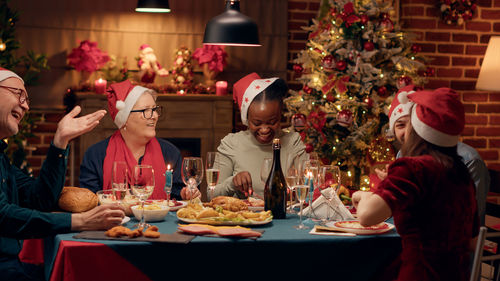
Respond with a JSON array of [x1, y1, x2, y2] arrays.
[[360, 14, 369, 25], [336, 109, 353, 127], [364, 41, 375, 51], [326, 93, 335, 102], [322, 55, 335, 69], [397, 76, 413, 88], [411, 44, 422, 53], [291, 113, 307, 132], [336, 60, 347, 71], [305, 143, 314, 153], [376, 86, 389, 98], [379, 18, 394, 32], [303, 85, 313, 95], [293, 64, 303, 74], [364, 97, 373, 108]]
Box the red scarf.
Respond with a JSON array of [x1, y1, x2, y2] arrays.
[[103, 131, 166, 199]]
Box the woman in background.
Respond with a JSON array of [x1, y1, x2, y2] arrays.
[[212, 73, 306, 199]]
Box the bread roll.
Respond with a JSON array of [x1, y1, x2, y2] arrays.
[[58, 186, 98, 213]]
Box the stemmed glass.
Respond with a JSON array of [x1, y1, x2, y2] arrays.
[[111, 161, 128, 203], [318, 165, 342, 221], [181, 157, 204, 203], [285, 166, 298, 214], [259, 158, 273, 199], [301, 159, 320, 217], [205, 152, 220, 200], [131, 165, 155, 228], [293, 183, 310, 230]]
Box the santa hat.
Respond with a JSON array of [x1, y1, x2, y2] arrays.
[[106, 80, 151, 129], [387, 85, 416, 136], [233, 72, 278, 125], [0, 67, 23, 84], [407, 87, 464, 147], [139, 44, 151, 51]]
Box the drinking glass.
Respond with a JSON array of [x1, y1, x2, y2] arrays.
[[259, 158, 273, 199], [112, 161, 128, 203], [285, 166, 298, 214], [318, 165, 342, 221], [131, 165, 155, 228], [301, 159, 320, 217], [205, 152, 220, 200], [181, 157, 204, 203], [293, 184, 310, 230]]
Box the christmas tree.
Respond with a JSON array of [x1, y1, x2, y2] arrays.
[[0, 0, 49, 176], [285, 0, 429, 186]]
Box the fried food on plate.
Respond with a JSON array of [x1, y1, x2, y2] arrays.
[[205, 196, 248, 212], [105, 226, 130, 238], [196, 208, 220, 219], [144, 225, 161, 238]]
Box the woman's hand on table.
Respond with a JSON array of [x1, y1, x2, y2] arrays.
[[71, 204, 125, 231], [180, 187, 201, 200], [351, 191, 371, 209], [232, 171, 253, 196]]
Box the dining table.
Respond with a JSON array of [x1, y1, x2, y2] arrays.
[[39, 212, 401, 281]]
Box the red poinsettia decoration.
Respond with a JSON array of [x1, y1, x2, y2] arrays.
[[192, 45, 228, 73], [67, 40, 110, 73], [337, 2, 360, 27]]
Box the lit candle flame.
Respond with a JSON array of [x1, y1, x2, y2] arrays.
[[167, 164, 171, 170]]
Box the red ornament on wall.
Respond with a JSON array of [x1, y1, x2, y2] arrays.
[[364, 41, 375, 51]]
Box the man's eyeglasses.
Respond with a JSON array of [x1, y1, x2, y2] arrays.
[[0, 85, 29, 105], [130, 105, 162, 119]]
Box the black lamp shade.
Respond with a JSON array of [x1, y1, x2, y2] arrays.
[[203, 0, 260, 47], [136, 0, 171, 13]]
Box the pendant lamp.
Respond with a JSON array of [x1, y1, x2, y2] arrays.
[[476, 36, 500, 91], [136, 0, 171, 13], [203, 0, 260, 46]]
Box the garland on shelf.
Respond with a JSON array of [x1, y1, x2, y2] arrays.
[[439, 0, 477, 25]]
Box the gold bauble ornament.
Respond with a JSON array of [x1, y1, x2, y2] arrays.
[[367, 136, 395, 165]]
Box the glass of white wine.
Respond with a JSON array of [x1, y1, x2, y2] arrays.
[[205, 152, 219, 200], [293, 184, 310, 230], [112, 161, 128, 203], [131, 165, 155, 228]]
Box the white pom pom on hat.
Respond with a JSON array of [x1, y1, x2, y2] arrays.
[[115, 100, 126, 111]]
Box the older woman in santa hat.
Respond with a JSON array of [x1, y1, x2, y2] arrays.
[[212, 73, 307, 199], [352, 88, 478, 281], [79, 80, 199, 200]]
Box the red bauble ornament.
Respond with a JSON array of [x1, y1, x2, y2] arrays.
[[305, 143, 314, 153], [322, 55, 335, 69], [380, 18, 394, 32], [377, 86, 389, 98], [336, 109, 353, 127], [364, 41, 375, 51], [424, 67, 435, 77], [291, 113, 307, 132], [364, 97, 374, 108], [360, 14, 369, 25], [303, 85, 313, 95], [326, 93, 335, 102], [336, 60, 347, 71], [293, 64, 303, 74], [397, 76, 413, 88]]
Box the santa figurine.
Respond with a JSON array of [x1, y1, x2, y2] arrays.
[[137, 44, 169, 83]]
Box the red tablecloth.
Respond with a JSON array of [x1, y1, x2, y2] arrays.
[[19, 239, 45, 265], [50, 240, 151, 281]]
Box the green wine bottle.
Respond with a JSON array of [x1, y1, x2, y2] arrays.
[[264, 138, 287, 219]]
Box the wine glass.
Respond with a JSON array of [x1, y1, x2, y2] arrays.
[[259, 158, 273, 198], [181, 157, 204, 203], [285, 166, 298, 214], [205, 152, 220, 200], [112, 161, 128, 203], [293, 184, 310, 230], [318, 165, 342, 221], [131, 165, 155, 228]]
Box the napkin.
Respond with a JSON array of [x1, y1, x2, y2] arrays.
[[302, 188, 354, 221]]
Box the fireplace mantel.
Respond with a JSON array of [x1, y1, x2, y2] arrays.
[[74, 92, 234, 199]]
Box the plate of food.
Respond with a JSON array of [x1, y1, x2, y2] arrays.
[[325, 220, 394, 235], [177, 196, 272, 226], [147, 199, 187, 211]]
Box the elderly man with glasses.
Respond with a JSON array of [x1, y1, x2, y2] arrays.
[[0, 68, 126, 280], [79, 80, 199, 202]]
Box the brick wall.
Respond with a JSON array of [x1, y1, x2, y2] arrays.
[[287, 0, 500, 170]]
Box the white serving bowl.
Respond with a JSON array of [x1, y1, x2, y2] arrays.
[[131, 204, 169, 222]]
